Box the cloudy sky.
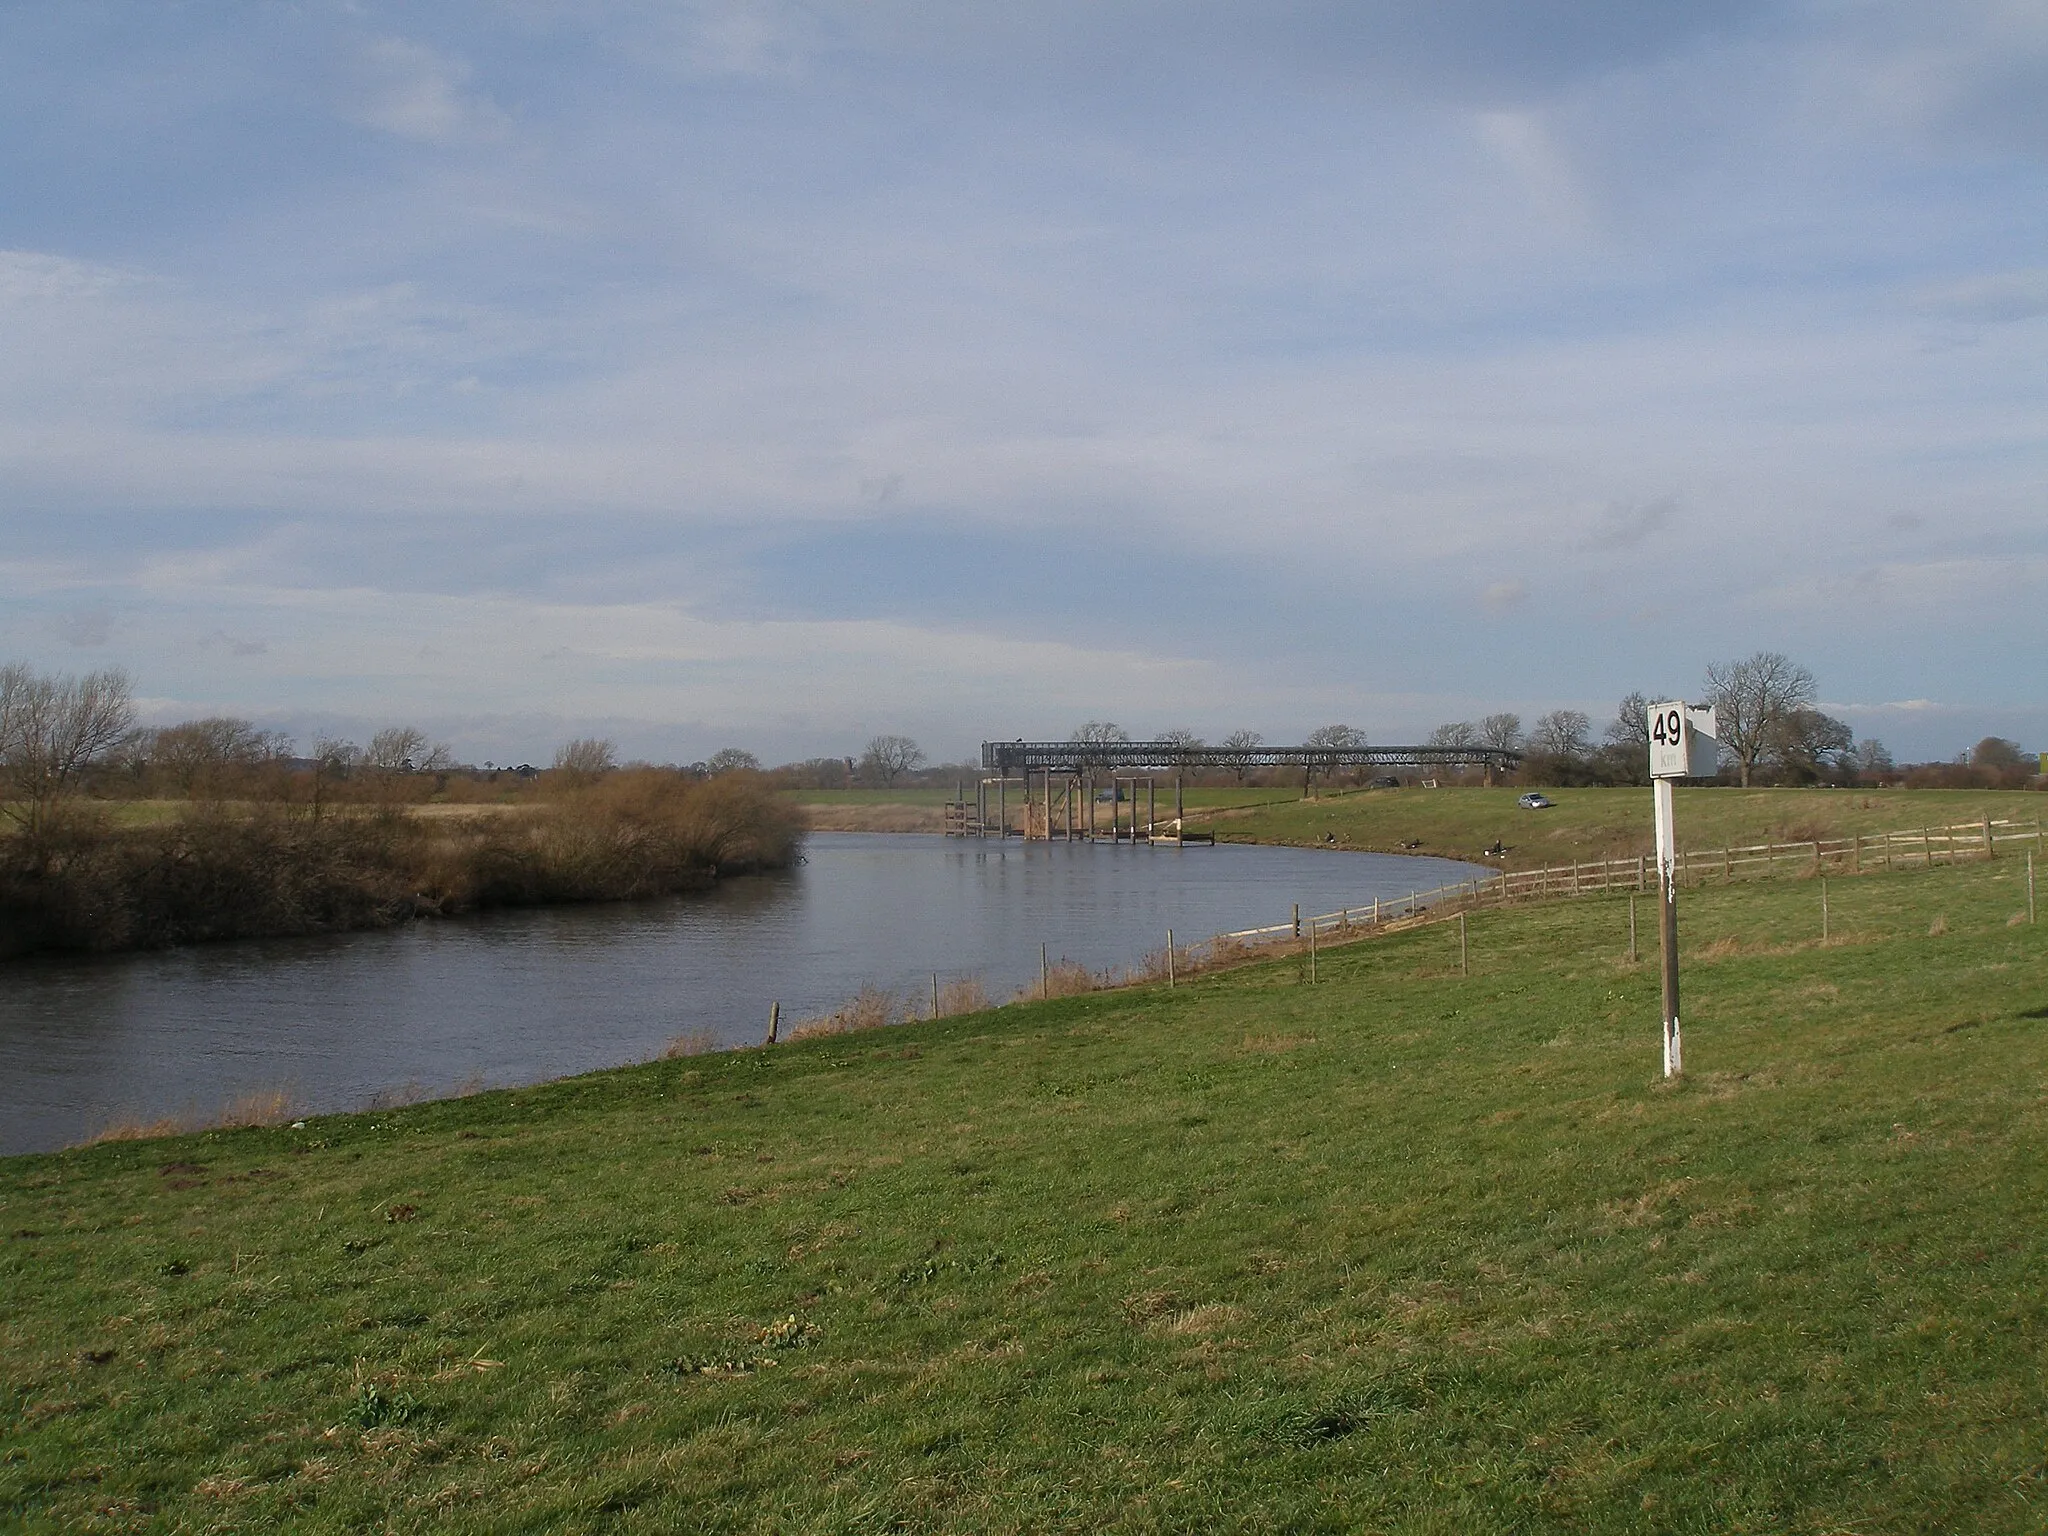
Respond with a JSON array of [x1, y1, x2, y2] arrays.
[[3, 2, 2043, 765]]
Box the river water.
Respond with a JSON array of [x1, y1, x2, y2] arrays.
[[0, 833, 1485, 1155]]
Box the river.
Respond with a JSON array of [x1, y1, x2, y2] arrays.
[[0, 833, 1486, 1155]]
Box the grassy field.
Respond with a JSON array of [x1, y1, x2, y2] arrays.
[[1194, 785, 2043, 869], [5, 855, 2046, 1531]]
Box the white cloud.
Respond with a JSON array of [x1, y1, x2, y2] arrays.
[[341, 37, 508, 144]]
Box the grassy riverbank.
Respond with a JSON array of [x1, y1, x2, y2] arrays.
[[6, 855, 2044, 1531], [1193, 784, 2041, 868], [0, 773, 802, 958]]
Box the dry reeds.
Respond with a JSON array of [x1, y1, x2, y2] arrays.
[[934, 976, 991, 1017], [84, 1086, 300, 1145], [790, 984, 904, 1039], [665, 1028, 722, 1058]]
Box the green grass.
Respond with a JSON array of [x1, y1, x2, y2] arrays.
[[1197, 784, 2043, 868], [5, 858, 2046, 1531]]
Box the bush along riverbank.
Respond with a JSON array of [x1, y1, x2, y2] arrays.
[[0, 770, 804, 958]]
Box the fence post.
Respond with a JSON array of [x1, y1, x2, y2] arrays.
[[1852, 835, 1861, 875], [1984, 817, 1995, 859], [932, 974, 940, 1018], [1292, 902, 1301, 938], [1040, 941, 1049, 1000], [1167, 929, 1175, 988], [766, 1001, 780, 1045]]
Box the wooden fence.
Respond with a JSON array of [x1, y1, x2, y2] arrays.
[[1207, 818, 2045, 953]]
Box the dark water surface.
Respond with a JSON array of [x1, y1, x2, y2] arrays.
[[0, 833, 1486, 1154]]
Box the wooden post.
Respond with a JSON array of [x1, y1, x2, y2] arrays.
[[933, 973, 941, 1018], [1811, 841, 1821, 874], [1852, 835, 1861, 874], [1572, 861, 1580, 895], [1638, 855, 1647, 892], [766, 1001, 780, 1045], [1723, 845, 1731, 881], [1040, 941, 1049, 999], [1983, 817, 1994, 859], [1167, 929, 1175, 988], [1459, 912, 1468, 976], [1374, 895, 1382, 926], [1292, 902, 1301, 938]]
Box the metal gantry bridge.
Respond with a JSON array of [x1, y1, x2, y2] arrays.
[[954, 740, 1523, 843]]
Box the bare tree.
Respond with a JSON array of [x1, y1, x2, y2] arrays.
[[1218, 729, 1264, 782], [553, 737, 619, 786], [859, 734, 926, 786], [366, 725, 453, 774], [146, 716, 293, 799], [1604, 693, 1652, 753], [1703, 652, 1816, 787], [1971, 736, 2027, 770], [0, 664, 135, 834], [1302, 723, 1366, 783], [1529, 710, 1591, 760], [1478, 712, 1524, 753], [1770, 708, 1854, 785], [705, 747, 761, 775], [1425, 721, 1479, 767], [1155, 728, 1204, 767]]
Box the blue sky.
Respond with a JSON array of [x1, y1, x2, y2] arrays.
[[3, 1, 2043, 765]]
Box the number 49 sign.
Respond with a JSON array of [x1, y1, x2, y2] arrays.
[[1649, 702, 1719, 780]]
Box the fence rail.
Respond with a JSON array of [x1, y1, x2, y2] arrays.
[[1209, 818, 2045, 951]]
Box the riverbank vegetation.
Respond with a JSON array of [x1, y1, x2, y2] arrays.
[[0, 771, 802, 958], [4, 855, 2044, 1530]]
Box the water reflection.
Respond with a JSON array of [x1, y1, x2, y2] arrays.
[[0, 834, 1484, 1154]]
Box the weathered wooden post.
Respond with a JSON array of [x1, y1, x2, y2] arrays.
[[766, 1001, 780, 1046], [1167, 929, 1175, 988], [1040, 941, 1048, 1000], [1292, 902, 1300, 938], [932, 973, 941, 1018]]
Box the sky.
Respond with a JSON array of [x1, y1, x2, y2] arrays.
[[2, 1, 2044, 767]]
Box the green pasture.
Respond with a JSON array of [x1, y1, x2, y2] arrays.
[[5, 854, 2046, 1531], [1195, 784, 2042, 868]]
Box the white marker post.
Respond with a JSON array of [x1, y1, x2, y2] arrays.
[[1648, 701, 1719, 1078]]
